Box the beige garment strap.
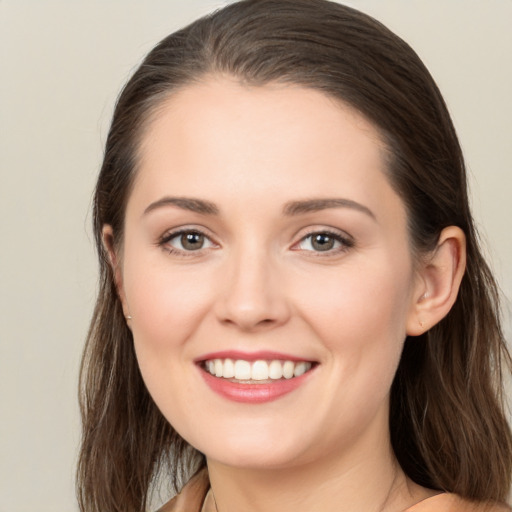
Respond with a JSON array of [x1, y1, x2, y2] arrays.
[[405, 493, 511, 512], [160, 469, 511, 512], [201, 488, 217, 512], [157, 468, 210, 512]]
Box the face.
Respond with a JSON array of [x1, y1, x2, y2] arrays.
[[115, 78, 422, 470]]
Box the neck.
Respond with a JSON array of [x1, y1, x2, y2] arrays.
[[206, 431, 432, 512]]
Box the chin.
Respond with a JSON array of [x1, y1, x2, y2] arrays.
[[205, 446, 305, 470], [185, 420, 321, 470]]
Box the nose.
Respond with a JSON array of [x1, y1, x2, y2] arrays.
[[214, 245, 292, 332]]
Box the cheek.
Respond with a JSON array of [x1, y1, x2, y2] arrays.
[[296, 258, 413, 344], [292, 260, 412, 426], [292, 255, 415, 406], [122, 252, 215, 359], [122, 258, 216, 424]]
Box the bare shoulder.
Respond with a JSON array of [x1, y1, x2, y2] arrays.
[[406, 493, 511, 512]]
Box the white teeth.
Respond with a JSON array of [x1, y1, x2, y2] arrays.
[[268, 360, 283, 379], [223, 358, 235, 378], [214, 359, 223, 377], [205, 358, 313, 381], [251, 360, 269, 380], [234, 360, 252, 380], [282, 360, 295, 379], [294, 361, 308, 377]]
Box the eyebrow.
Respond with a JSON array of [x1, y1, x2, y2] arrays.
[[143, 196, 375, 220], [143, 196, 219, 216], [283, 198, 376, 220]]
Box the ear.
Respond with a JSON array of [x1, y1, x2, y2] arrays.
[[406, 226, 466, 336], [102, 225, 131, 320]]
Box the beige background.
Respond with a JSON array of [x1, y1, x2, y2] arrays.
[[0, 1, 510, 510]]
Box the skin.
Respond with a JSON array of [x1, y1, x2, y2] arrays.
[[105, 77, 466, 512]]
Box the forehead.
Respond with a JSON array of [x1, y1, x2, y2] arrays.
[[139, 77, 386, 161], [129, 78, 404, 226]]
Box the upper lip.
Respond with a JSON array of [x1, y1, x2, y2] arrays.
[[194, 350, 318, 363]]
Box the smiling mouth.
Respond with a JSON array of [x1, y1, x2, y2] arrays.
[[201, 358, 315, 382]]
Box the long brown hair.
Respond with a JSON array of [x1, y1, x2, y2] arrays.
[[77, 1, 512, 510]]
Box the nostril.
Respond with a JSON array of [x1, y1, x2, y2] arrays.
[[220, 316, 278, 331], [214, 267, 292, 330]]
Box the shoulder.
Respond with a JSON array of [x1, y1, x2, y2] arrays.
[[157, 468, 210, 512], [406, 493, 511, 512]]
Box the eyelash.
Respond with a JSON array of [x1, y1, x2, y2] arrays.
[[294, 229, 354, 256], [158, 228, 216, 256], [157, 228, 354, 257]]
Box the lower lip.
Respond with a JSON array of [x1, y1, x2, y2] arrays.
[[199, 366, 315, 404]]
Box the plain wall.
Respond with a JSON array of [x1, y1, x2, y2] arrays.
[[1, 1, 510, 510]]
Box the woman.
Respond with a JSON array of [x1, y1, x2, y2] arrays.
[[77, 1, 512, 511]]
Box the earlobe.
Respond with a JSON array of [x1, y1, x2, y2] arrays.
[[406, 226, 466, 336], [102, 225, 131, 320]]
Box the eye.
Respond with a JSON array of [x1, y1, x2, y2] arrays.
[[160, 229, 215, 253], [295, 230, 353, 253]]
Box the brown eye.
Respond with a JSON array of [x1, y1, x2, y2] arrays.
[[311, 233, 335, 251], [163, 230, 215, 253], [295, 231, 353, 254], [180, 232, 205, 250]]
